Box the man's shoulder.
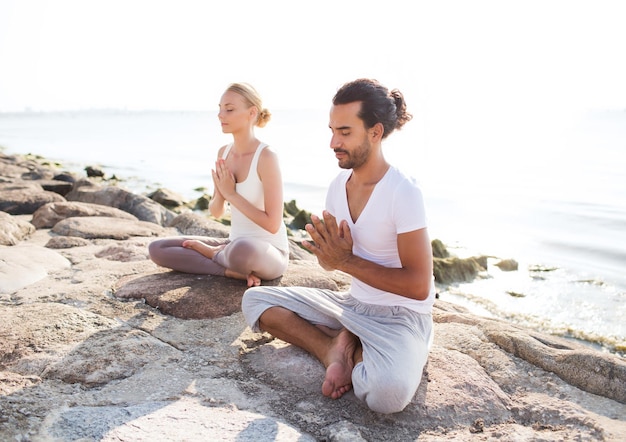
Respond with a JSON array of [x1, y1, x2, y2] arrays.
[[386, 166, 421, 189]]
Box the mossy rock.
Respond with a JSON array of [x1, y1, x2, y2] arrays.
[[433, 256, 487, 285]]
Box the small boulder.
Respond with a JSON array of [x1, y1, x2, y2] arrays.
[[31, 201, 138, 229], [0, 211, 35, 245], [51, 216, 166, 240], [0, 182, 66, 215], [495, 258, 519, 271], [148, 188, 188, 209]]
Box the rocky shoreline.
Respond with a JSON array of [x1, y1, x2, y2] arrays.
[[1, 151, 625, 441]]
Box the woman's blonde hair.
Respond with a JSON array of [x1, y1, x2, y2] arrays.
[[226, 82, 271, 128]]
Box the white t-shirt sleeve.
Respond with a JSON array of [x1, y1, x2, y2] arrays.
[[392, 174, 428, 234]]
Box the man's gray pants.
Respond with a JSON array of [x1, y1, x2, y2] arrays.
[[242, 286, 433, 414]]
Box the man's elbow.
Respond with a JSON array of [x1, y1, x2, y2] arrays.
[[407, 277, 432, 300]]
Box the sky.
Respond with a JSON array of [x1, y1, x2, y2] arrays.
[[1, 0, 625, 118]]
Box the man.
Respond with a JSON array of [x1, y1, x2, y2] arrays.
[[242, 78, 436, 414]]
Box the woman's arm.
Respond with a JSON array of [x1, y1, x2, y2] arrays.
[[209, 146, 228, 219], [220, 147, 284, 233]]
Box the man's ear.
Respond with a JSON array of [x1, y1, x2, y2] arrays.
[[369, 122, 384, 141]]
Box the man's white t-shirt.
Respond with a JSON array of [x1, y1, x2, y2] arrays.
[[325, 166, 436, 314]]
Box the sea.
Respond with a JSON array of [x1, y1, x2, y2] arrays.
[[0, 109, 624, 356]]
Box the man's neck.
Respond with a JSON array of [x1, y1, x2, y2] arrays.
[[350, 155, 390, 187]]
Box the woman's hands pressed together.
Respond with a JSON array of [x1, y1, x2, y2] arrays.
[[211, 158, 236, 200]]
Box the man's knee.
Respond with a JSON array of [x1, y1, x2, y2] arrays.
[[357, 373, 417, 414], [241, 287, 269, 330], [241, 287, 262, 311]]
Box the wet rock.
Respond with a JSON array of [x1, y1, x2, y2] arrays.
[[85, 165, 105, 177], [431, 238, 450, 258], [495, 258, 519, 271], [433, 256, 488, 284]]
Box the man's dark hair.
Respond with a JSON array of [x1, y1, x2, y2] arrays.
[[332, 78, 412, 139]]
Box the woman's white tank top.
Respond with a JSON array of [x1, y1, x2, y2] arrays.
[[221, 143, 289, 252]]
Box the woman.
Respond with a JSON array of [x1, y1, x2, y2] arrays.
[[149, 83, 289, 287]]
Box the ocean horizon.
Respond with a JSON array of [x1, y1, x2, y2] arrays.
[[1, 109, 624, 355]]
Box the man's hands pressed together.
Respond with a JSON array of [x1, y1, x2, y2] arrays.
[[302, 211, 354, 271]]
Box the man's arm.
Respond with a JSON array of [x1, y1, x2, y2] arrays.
[[302, 211, 433, 301]]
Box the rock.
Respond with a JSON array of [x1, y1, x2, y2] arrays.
[[1, 151, 625, 441], [289, 209, 312, 230], [431, 238, 450, 258], [31, 201, 138, 229], [95, 243, 151, 262], [52, 171, 79, 184], [38, 179, 74, 196], [433, 255, 487, 284], [495, 258, 519, 271], [52, 401, 315, 441], [284, 199, 301, 216], [483, 322, 626, 404], [85, 165, 105, 177], [113, 260, 348, 320], [51, 216, 167, 240], [167, 212, 230, 237], [0, 211, 35, 245], [148, 188, 188, 209], [0, 152, 57, 180], [45, 236, 91, 249], [0, 181, 67, 215], [65, 179, 176, 226], [191, 194, 210, 211], [0, 244, 71, 293]]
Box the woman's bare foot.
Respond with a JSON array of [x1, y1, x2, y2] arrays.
[[246, 273, 261, 287], [224, 269, 261, 287], [321, 328, 357, 399], [182, 240, 224, 259]]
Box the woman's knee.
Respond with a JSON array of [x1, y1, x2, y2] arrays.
[[148, 240, 165, 264]]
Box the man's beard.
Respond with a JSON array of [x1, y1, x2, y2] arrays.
[[335, 139, 371, 170]]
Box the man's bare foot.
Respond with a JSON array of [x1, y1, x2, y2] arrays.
[[321, 328, 357, 399], [315, 324, 341, 337]]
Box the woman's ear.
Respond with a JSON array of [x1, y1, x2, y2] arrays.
[[249, 106, 259, 122]]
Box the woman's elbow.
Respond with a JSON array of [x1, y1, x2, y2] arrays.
[[265, 220, 284, 235]]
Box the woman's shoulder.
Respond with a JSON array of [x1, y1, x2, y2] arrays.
[[258, 143, 279, 161], [217, 143, 231, 158]]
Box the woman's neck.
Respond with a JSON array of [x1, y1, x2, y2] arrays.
[[231, 130, 259, 153]]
